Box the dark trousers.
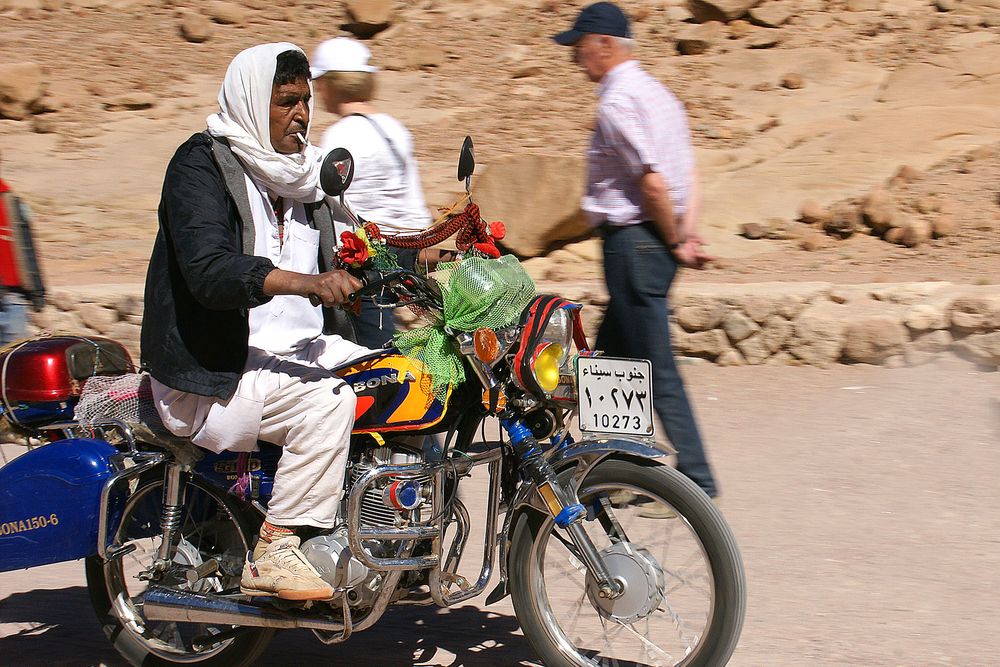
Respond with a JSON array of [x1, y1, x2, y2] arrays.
[[351, 246, 419, 349], [595, 223, 718, 497]]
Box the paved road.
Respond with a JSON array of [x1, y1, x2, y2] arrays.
[[2, 360, 999, 666]]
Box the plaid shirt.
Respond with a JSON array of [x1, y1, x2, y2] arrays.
[[583, 60, 693, 227]]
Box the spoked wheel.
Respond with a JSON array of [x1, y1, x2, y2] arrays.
[[85, 475, 272, 666], [509, 459, 746, 667]]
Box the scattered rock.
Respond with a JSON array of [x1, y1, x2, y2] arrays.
[[103, 92, 156, 111], [511, 64, 544, 79], [727, 19, 753, 38], [798, 199, 828, 224], [901, 219, 932, 247], [765, 217, 798, 240], [746, 30, 782, 48], [935, 0, 956, 11], [780, 73, 804, 89], [0, 62, 45, 121], [407, 45, 445, 69], [911, 329, 953, 353], [931, 214, 957, 238], [893, 164, 923, 183], [180, 13, 214, 43], [675, 301, 727, 332], [688, 0, 762, 23], [749, 1, 793, 27], [473, 155, 588, 258], [903, 304, 948, 332], [861, 188, 899, 233], [824, 206, 861, 239], [740, 222, 765, 239], [676, 22, 724, 55], [842, 317, 908, 364], [206, 1, 246, 25], [723, 310, 759, 343], [915, 196, 940, 215], [736, 333, 770, 364], [799, 230, 830, 251], [31, 115, 55, 133], [342, 0, 393, 38]]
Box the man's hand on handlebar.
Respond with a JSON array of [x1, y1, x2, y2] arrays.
[[263, 268, 363, 307]]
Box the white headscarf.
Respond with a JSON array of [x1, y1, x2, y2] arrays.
[[206, 42, 324, 202]]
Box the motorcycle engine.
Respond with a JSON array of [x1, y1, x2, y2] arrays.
[[301, 438, 431, 606]]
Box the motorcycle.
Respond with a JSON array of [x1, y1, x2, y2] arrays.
[[0, 139, 746, 666]]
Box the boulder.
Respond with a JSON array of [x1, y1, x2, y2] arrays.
[[676, 22, 724, 55], [747, 30, 782, 48], [342, 0, 393, 38], [884, 227, 905, 245], [824, 206, 861, 238], [206, 1, 246, 25], [716, 349, 746, 366], [736, 333, 770, 364], [749, 1, 793, 27], [765, 217, 799, 240], [688, 0, 761, 22], [901, 219, 932, 248], [798, 199, 829, 224], [180, 13, 214, 42], [473, 155, 589, 258], [903, 304, 948, 332], [0, 62, 45, 121], [799, 230, 830, 251], [77, 303, 119, 334], [910, 329, 953, 353], [949, 295, 1000, 332], [861, 188, 899, 233], [727, 19, 753, 38], [842, 317, 909, 364], [788, 306, 847, 366], [954, 332, 1000, 367], [673, 328, 730, 360], [761, 314, 793, 352], [722, 310, 759, 343], [675, 301, 726, 331], [740, 222, 765, 239], [932, 214, 957, 238]]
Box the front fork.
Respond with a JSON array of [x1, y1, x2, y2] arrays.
[[501, 418, 624, 600], [152, 462, 189, 574]]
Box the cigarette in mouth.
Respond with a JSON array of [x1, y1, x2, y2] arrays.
[[295, 132, 306, 146]]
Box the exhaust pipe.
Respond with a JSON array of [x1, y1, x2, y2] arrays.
[[142, 586, 348, 632]]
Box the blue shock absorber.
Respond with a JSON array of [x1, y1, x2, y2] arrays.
[[501, 418, 585, 528]]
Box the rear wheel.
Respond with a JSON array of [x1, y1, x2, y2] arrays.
[[86, 475, 273, 666], [509, 459, 745, 666]]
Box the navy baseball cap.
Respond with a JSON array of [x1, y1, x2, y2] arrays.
[[553, 2, 632, 46]]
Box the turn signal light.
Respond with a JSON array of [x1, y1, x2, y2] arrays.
[[473, 327, 501, 364]]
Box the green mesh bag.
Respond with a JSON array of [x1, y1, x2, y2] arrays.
[[394, 255, 536, 397]]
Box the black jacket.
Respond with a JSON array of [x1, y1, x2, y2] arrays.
[[141, 133, 354, 400]]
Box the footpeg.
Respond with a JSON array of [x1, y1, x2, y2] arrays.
[[185, 558, 219, 584], [105, 543, 137, 562]]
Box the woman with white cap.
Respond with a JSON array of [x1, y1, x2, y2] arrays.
[[311, 37, 433, 347]]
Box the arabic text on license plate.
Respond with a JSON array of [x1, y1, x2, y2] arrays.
[[577, 357, 653, 437]]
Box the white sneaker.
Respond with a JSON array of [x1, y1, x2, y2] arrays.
[[240, 535, 334, 601]]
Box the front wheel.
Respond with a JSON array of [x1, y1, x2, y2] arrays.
[[85, 474, 273, 666], [509, 459, 746, 667]]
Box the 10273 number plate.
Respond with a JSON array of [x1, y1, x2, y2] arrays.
[[577, 357, 653, 438]]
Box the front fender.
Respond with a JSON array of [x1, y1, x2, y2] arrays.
[[485, 437, 669, 605]]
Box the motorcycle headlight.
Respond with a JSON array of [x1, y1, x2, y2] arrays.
[[529, 308, 574, 395]]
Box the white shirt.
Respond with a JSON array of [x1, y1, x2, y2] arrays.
[[584, 60, 693, 226], [320, 114, 432, 235]]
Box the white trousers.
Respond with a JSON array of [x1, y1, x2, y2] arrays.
[[154, 335, 372, 529]]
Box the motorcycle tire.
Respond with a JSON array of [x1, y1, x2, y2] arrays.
[[85, 475, 273, 667], [508, 458, 746, 667]]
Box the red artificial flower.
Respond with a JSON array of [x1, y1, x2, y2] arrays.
[[339, 231, 370, 268], [473, 240, 501, 258], [489, 220, 506, 241]]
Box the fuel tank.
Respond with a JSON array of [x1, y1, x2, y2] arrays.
[[336, 352, 450, 433], [0, 438, 121, 572]]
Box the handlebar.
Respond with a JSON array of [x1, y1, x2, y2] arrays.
[[347, 269, 441, 310]]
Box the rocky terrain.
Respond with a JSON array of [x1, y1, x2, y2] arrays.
[[1, 0, 999, 287]]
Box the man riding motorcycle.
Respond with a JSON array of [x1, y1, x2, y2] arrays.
[[141, 42, 371, 601]]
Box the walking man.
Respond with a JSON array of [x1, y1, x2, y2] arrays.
[[553, 2, 719, 498]]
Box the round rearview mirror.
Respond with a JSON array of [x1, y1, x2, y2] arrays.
[[320, 148, 355, 197], [457, 136, 475, 183]]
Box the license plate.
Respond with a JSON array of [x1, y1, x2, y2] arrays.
[[577, 357, 654, 438]]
